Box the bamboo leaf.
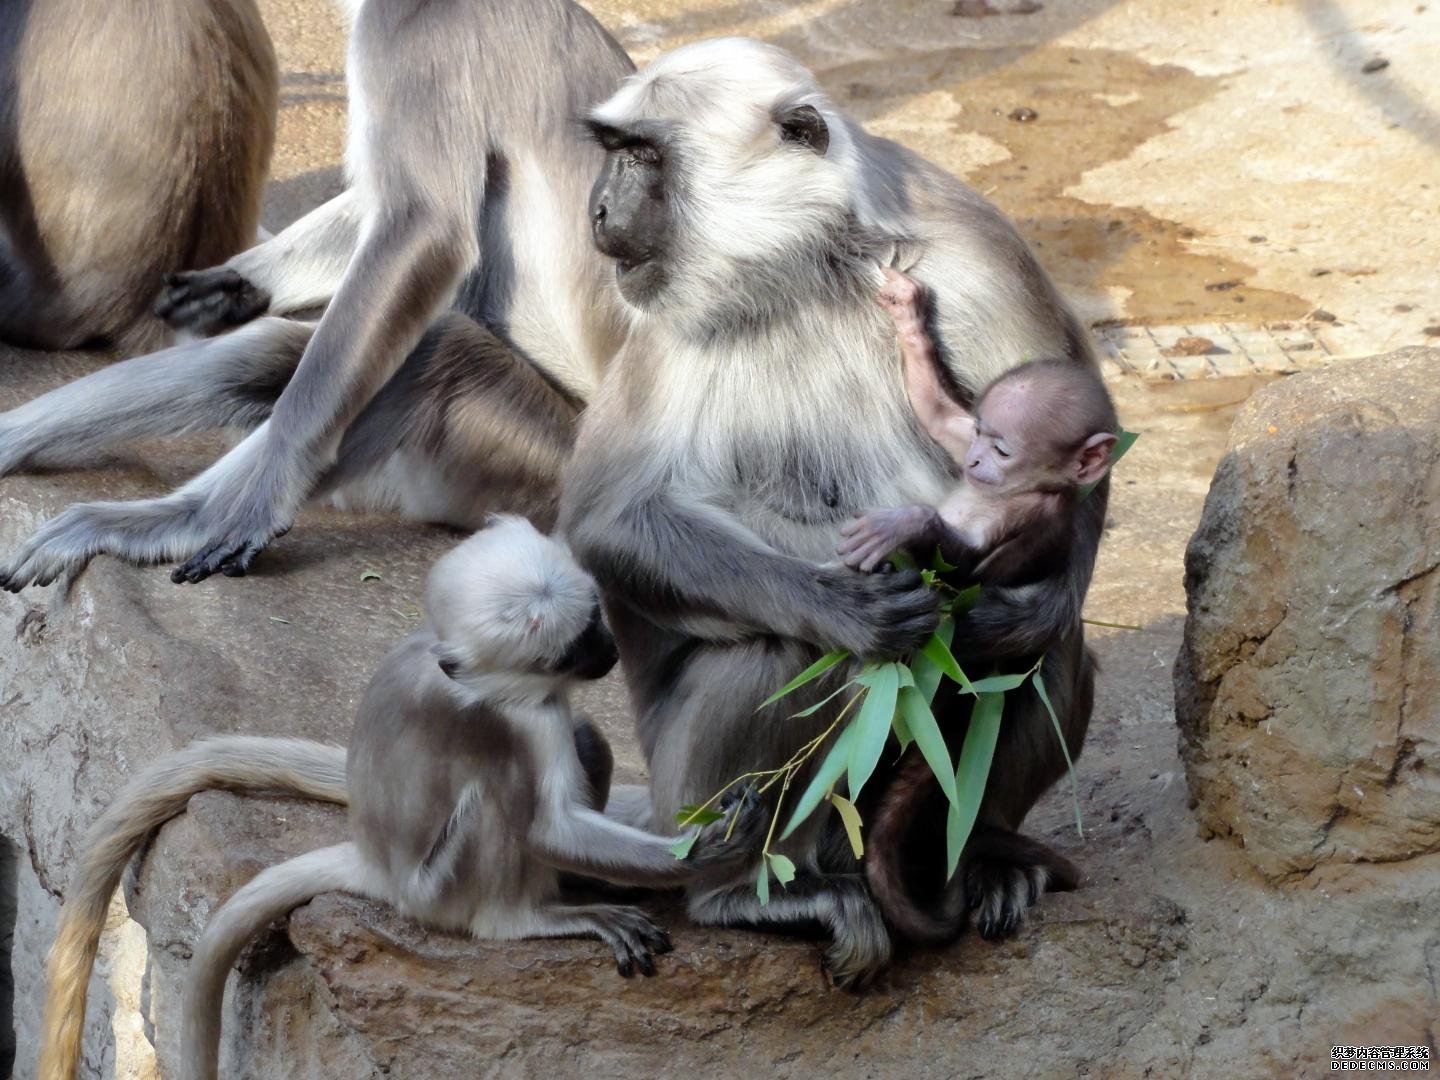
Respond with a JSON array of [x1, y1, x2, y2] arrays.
[[897, 686, 958, 810], [758, 649, 850, 709], [768, 853, 797, 887], [888, 549, 918, 572], [1033, 671, 1084, 838], [921, 631, 975, 694], [670, 831, 699, 860], [756, 860, 771, 905], [952, 585, 982, 615], [930, 547, 956, 573], [912, 617, 954, 704], [964, 671, 1031, 694], [675, 805, 724, 828], [780, 723, 858, 840], [847, 663, 902, 800], [945, 692, 1004, 878], [828, 793, 865, 859], [788, 681, 855, 719], [1079, 428, 1140, 501], [891, 706, 914, 751]]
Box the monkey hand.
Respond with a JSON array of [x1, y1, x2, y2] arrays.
[[154, 267, 271, 333], [837, 506, 938, 574], [684, 786, 767, 874], [812, 565, 940, 660], [876, 267, 928, 343]]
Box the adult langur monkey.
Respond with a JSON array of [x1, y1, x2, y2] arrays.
[[559, 38, 1100, 985], [0, 0, 277, 352], [0, 24, 1098, 980], [0, 0, 634, 588]]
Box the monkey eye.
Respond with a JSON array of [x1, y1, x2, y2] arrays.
[[995, 444, 1011, 459], [629, 143, 661, 166]]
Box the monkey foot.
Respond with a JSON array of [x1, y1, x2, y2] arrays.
[[154, 267, 271, 333], [964, 833, 1080, 941]]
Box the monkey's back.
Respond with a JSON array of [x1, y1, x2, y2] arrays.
[[1, 0, 277, 351], [347, 629, 552, 932]]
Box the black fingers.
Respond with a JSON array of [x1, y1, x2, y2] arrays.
[[154, 268, 272, 332]]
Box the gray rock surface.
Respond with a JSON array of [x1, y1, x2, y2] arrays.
[[1175, 347, 1440, 880]]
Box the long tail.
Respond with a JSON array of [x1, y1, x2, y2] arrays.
[[864, 749, 966, 946], [39, 736, 348, 1080], [182, 842, 364, 1080]]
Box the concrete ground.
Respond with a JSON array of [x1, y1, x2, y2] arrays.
[[2, 0, 1439, 1076]]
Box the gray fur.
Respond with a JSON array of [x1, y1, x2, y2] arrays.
[[0, 0, 276, 353], [0, 0, 632, 587], [561, 38, 1101, 981]]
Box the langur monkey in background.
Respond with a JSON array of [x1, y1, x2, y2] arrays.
[[0, 0, 277, 352]]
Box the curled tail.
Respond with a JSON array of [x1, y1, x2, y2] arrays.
[[183, 842, 365, 1080], [864, 749, 966, 946], [39, 736, 348, 1080]]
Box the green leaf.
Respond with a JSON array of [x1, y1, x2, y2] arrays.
[[1079, 428, 1140, 501], [758, 649, 850, 709], [359, 570, 382, 582], [891, 707, 914, 751], [897, 686, 959, 810], [1033, 671, 1084, 838], [887, 549, 918, 573], [756, 860, 771, 905], [911, 617, 954, 705], [964, 671, 1031, 694], [921, 632, 975, 694], [945, 692, 1004, 878], [847, 663, 902, 800], [929, 547, 956, 573], [768, 853, 797, 887], [670, 832, 698, 860], [780, 722, 858, 840], [952, 585, 982, 615], [788, 681, 856, 719], [828, 793, 865, 859], [675, 805, 724, 828], [895, 665, 916, 689]]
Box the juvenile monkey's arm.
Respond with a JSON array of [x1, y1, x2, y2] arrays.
[[528, 793, 764, 887]]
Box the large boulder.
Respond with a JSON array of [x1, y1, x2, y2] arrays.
[[1175, 347, 1440, 880]]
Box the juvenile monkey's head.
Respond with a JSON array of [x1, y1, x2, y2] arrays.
[[965, 360, 1119, 496], [425, 516, 618, 698], [585, 38, 863, 328]]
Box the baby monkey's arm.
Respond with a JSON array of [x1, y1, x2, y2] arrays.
[[877, 268, 976, 462], [837, 505, 982, 577]]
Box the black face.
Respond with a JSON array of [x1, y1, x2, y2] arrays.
[[552, 604, 619, 681], [586, 120, 673, 307]]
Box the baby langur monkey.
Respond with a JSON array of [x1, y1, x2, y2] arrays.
[[838, 269, 1118, 585], [181, 517, 762, 1080]]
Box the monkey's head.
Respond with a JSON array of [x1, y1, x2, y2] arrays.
[[585, 38, 859, 327], [966, 360, 1119, 497], [425, 516, 618, 696]]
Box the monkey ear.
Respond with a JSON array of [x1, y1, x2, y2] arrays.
[[776, 104, 830, 156], [430, 642, 463, 678], [1074, 432, 1118, 486]]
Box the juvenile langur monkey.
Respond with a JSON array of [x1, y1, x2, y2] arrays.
[[838, 270, 1119, 582], [0, 0, 277, 352], [38, 518, 762, 1080]]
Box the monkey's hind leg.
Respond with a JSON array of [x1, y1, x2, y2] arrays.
[[519, 903, 674, 978], [688, 873, 893, 990], [0, 317, 313, 478]]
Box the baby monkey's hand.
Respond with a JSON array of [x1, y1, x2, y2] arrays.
[[838, 505, 940, 573], [876, 267, 931, 355]]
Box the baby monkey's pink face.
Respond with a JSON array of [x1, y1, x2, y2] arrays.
[[964, 382, 1116, 496]]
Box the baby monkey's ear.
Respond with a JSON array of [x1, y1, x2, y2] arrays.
[[430, 641, 464, 679], [1074, 432, 1118, 486]]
